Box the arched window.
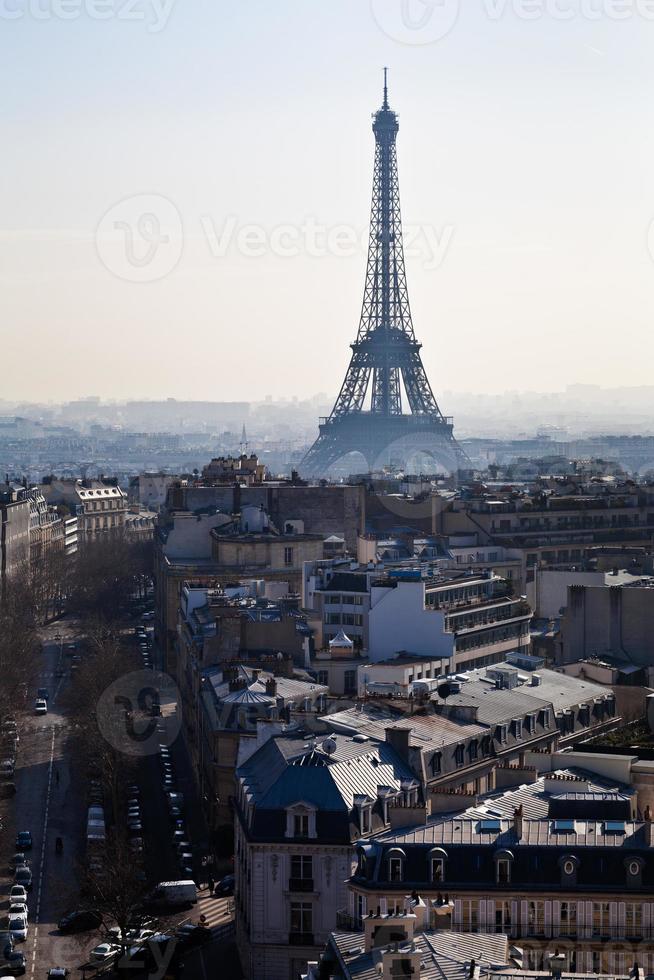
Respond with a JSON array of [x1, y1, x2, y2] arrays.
[[386, 848, 406, 883], [428, 847, 448, 884], [494, 848, 514, 884]]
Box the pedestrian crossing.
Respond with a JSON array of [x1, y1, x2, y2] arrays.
[[186, 891, 235, 936]]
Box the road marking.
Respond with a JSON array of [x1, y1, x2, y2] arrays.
[[30, 725, 56, 977]]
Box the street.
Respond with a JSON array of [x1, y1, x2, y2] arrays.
[[1, 614, 238, 978]]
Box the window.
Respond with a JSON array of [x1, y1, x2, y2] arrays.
[[316, 670, 328, 685], [388, 856, 404, 882], [559, 901, 577, 937], [497, 725, 507, 744], [542, 709, 550, 728], [284, 547, 294, 566], [294, 813, 309, 837], [291, 855, 312, 881], [513, 719, 522, 739], [469, 740, 478, 761], [344, 670, 356, 693], [290, 901, 312, 936], [525, 714, 535, 734], [431, 858, 444, 882], [455, 744, 465, 766], [496, 859, 511, 884], [495, 901, 512, 933], [430, 752, 442, 776]]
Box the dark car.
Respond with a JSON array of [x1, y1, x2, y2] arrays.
[[0, 782, 17, 798], [215, 874, 235, 896], [37, 687, 50, 701], [15, 832, 32, 851], [58, 910, 102, 934], [174, 924, 212, 948], [2, 949, 26, 974], [14, 866, 32, 890]]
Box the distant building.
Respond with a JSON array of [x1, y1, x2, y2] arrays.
[[130, 473, 175, 511], [42, 477, 127, 539], [202, 454, 266, 485]]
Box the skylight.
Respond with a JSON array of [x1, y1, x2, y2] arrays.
[[604, 820, 626, 834], [552, 819, 575, 833], [479, 819, 501, 832]]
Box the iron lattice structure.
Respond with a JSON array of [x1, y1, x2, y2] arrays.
[[302, 76, 469, 476]]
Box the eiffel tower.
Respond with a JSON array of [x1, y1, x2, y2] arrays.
[[302, 73, 469, 477]]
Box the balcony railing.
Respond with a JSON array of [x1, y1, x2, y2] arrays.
[[289, 932, 314, 946], [336, 910, 363, 931], [288, 878, 314, 892]]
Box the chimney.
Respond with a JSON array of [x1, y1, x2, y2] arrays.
[[251, 669, 261, 683], [265, 677, 277, 697], [513, 805, 524, 840], [385, 727, 411, 762]]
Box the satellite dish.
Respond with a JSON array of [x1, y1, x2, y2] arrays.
[[321, 737, 337, 756]]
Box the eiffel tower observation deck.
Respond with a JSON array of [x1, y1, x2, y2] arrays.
[[301, 73, 469, 477]]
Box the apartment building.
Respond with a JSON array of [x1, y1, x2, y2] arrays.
[[234, 730, 420, 980], [42, 477, 126, 538], [344, 769, 654, 976], [368, 572, 532, 671]]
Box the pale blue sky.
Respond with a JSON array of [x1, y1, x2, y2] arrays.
[[2, 0, 654, 403]]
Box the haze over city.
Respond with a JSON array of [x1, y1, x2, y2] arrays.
[[3, 1, 654, 403]]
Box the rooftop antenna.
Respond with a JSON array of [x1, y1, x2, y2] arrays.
[[383, 66, 389, 109]]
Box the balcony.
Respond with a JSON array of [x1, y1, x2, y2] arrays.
[[288, 877, 314, 893], [289, 932, 314, 946], [336, 910, 363, 931]]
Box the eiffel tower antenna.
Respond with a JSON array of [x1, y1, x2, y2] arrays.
[[301, 78, 469, 477]]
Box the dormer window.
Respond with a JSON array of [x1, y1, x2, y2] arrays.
[[430, 752, 442, 776], [513, 719, 522, 739], [294, 813, 308, 837], [455, 744, 465, 767], [497, 724, 508, 744], [428, 848, 448, 883], [285, 803, 317, 840], [469, 740, 478, 761], [355, 795, 374, 835], [494, 849, 514, 884]]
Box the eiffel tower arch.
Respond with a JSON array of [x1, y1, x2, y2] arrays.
[[301, 73, 469, 478]]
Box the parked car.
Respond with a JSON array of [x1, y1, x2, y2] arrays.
[[46, 970, 69, 979], [1, 949, 26, 974], [14, 833, 31, 851], [7, 905, 27, 921], [8, 918, 27, 944], [89, 942, 121, 963], [9, 887, 27, 904], [215, 874, 235, 896], [1, 761, 16, 779], [13, 867, 32, 890], [9, 854, 27, 870], [34, 700, 47, 716], [0, 783, 17, 798], [57, 910, 102, 934]]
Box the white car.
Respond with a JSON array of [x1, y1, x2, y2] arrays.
[[8, 902, 28, 918], [8, 915, 28, 941], [9, 885, 27, 903], [34, 699, 47, 716], [90, 942, 121, 962]]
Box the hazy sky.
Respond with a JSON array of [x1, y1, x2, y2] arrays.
[[3, 0, 654, 405]]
